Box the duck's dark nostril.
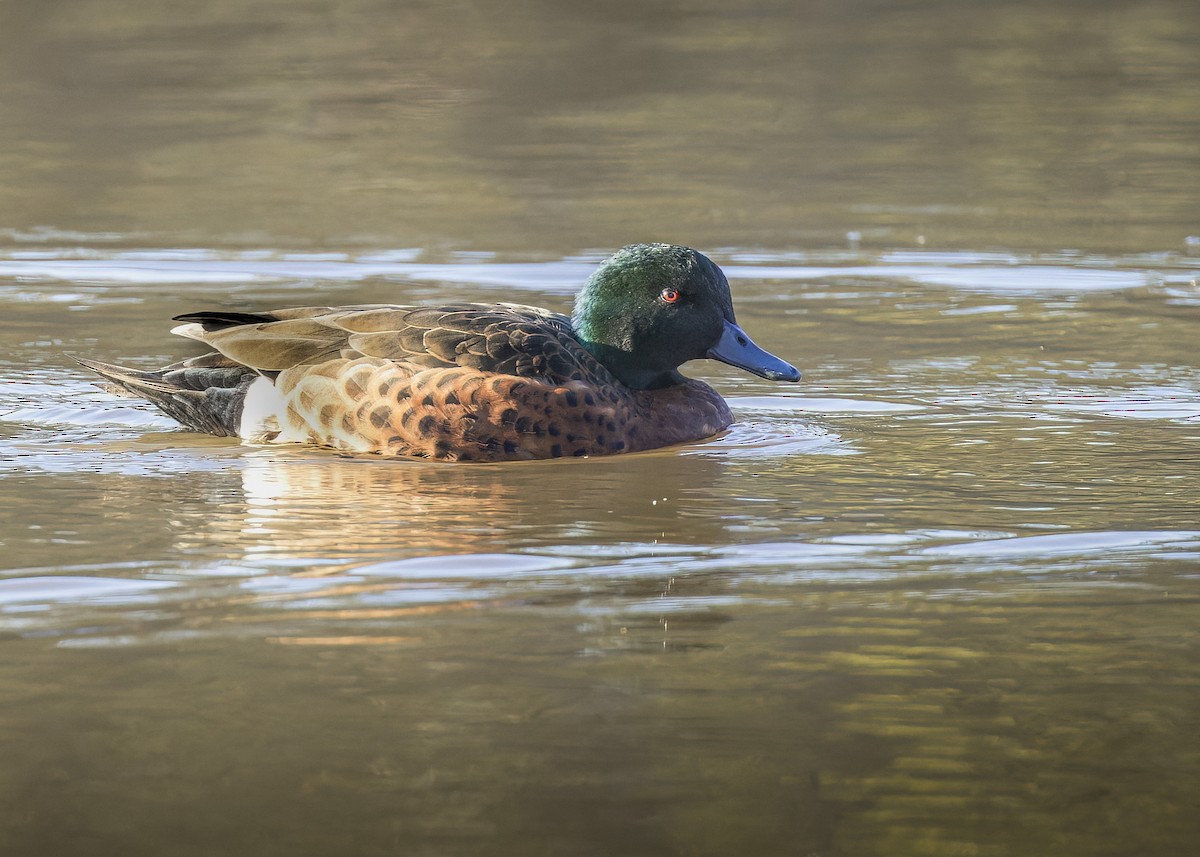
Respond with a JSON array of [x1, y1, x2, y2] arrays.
[[736, 336, 748, 346]]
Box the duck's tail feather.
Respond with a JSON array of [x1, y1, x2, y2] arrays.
[[71, 355, 260, 438]]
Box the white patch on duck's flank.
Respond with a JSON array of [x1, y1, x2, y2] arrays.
[[238, 376, 288, 442]]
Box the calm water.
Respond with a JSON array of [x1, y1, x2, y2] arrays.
[[2, 2, 1200, 855]]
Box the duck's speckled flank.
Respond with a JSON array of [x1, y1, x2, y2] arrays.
[[274, 357, 731, 461]]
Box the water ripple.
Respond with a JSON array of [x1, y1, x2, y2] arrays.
[[1, 247, 1195, 298]]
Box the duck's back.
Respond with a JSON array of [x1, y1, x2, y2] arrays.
[[174, 302, 592, 379]]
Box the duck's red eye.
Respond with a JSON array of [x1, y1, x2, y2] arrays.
[[660, 288, 681, 304]]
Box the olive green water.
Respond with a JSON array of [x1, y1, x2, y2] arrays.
[[2, 2, 1200, 855]]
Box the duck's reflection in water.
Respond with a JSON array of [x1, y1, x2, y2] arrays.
[[193, 446, 731, 569], [160, 447, 732, 640], [235, 453, 512, 560]]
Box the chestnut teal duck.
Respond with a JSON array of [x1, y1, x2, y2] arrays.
[[75, 243, 801, 462]]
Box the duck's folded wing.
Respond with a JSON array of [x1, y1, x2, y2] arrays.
[[171, 303, 601, 382], [171, 314, 350, 372]]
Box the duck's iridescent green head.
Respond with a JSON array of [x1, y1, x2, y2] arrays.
[[572, 243, 801, 390]]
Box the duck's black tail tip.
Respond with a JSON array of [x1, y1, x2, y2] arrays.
[[69, 354, 182, 396], [70, 353, 257, 438]]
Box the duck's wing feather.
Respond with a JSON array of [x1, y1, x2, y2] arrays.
[[171, 303, 603, 383]]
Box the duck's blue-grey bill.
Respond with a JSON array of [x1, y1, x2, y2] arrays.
[[707, 321, 801, 382]]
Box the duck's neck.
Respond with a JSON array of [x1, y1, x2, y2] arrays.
[[623, 378, 734, 451], [578, 340, 683, 391]]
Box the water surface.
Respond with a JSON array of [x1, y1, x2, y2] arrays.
[[2, 2, 1200, 855]]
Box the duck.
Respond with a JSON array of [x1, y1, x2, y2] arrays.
[[74, 243, 801, 462]]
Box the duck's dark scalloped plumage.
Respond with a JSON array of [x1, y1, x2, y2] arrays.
[[74, 244, 799, 462]]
